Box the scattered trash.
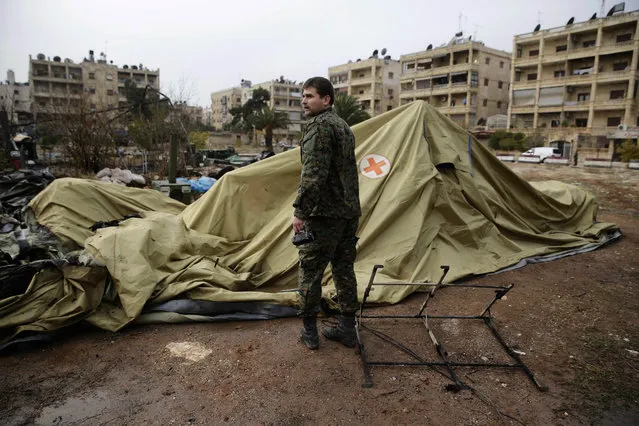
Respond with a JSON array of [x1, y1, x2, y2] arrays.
[[626, 349, 638, 356], [177, 176, 216, 193], [513, 349, 527, 355]]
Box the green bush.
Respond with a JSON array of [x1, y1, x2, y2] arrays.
[[615, 140, 639, 162]]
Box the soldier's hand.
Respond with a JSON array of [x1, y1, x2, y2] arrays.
[[293, 216, 305, 234]]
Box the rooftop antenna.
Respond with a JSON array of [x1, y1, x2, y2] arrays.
[[601, 0, 605, 18], [537, 10, 542, 26]]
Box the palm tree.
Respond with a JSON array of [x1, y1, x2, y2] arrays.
[[251, 107, 291, 151], [333, 93, 371, 126]]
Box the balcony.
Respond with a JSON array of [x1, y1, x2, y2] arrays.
[[596, 70, 635, 83], [511, 79, 538, 90], [592, 98, 629, 110], [563, 100, 591, 111], [513, 56, 540, 67], [510, 104, 536, 113], [598, 39, 637, 55]]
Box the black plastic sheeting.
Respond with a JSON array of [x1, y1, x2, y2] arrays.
[[0, 169, 56, 216], [142, 299, 298, 321]]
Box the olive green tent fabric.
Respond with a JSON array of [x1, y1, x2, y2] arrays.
[[28, 177, 186, 248], [0, 101, 619, 339]]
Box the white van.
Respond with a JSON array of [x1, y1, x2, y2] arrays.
[[521, 147, 561, 162]]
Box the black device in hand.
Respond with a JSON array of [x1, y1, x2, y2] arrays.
[[292, 230, 315, 246]]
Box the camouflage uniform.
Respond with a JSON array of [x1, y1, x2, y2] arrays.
[[293, 107, 361, 317]]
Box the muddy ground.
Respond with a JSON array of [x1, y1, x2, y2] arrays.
[[1, 164, 638, 425]]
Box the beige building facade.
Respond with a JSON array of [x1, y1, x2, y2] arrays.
[[29, 50, 159, 117], [211, 78, 304, 138], [251, 78, 304, 136], [507, 10, 639, 153], [210, 86, 244, 130], [329, 55, 401, 117], [400, 35, 511, 129], [1, 70, 31, 125]]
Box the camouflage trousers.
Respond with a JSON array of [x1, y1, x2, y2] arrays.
[[297, 216, 359, 317]]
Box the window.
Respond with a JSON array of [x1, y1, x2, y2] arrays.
[[516, 46, 522, 58], [471, 71, 478, 87], [617, 33, 632, 43], [500, 61, 504, 68], [359, 73, 364, 78], [403, 63, 416, 73], [236, 98, 241, 103], [359, 90, 364, 94], [484, 78, 489, 86], [583, 40, 596, 48], [13, 89, 19, 95], [498, 81, 503, 89], [497, 101, 502, 108], [387, 105, 393, 111], [387, 89, 393, 95], [527, 73, 537, 80], [577, 93, 590, 102], [89, 88, 96, 94], [529, 49, 539, 57], [556, 45, 567, 52], [485, 57, 490, 65], [610, 90, 625, 99], [613, 62, 628, 71], [576, 118, 588, 127], [554, 70, 566, 78], [388, 72, 394, 79], [107, 89, 114, 96], [607, 116, 621, 127], [482, 99, 488, 107], [89, 72, 95, 79], [551, 120, 560, 128]]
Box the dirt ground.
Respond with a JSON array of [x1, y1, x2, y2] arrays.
[[1, 164, 638, 426]]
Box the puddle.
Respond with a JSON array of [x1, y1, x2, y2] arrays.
[[166, 341, 212, 362], [36, 390, 111, 425]]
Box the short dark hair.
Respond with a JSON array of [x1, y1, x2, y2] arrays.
[[303, 77, 335, 105]]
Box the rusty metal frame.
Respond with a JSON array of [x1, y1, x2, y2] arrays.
[[356, 264, 547, 391]]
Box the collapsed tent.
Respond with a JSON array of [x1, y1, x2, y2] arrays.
[[0, 101, 620, 348]]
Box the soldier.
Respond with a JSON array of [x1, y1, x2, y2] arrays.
[[293, 77, 361, 350]]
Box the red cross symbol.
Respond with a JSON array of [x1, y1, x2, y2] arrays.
[[364, 157, 387, 176]]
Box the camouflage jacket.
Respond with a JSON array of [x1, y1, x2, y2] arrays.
[[293, 107, 361, 220]]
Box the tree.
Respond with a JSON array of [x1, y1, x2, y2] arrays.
[[333, 93, 371, 126], [41, 95, 118, 173], [229, 87, 271, 134], [251, 107, 291, 151], [615, 139, 639, 162]]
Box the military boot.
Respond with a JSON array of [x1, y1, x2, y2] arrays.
[[300, 316, 319, 350], [322, 313, 357, 348]]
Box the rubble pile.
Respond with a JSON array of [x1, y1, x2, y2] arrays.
[[96, 167, 146, 186]]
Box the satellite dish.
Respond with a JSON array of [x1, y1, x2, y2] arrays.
[[533, 24, 541, 32], [426, 44, 433, 50], [566, 17, 574, 25], [372, 49, 379, 57], [589, 12, 597, 20], [381, 48, 387, 56]]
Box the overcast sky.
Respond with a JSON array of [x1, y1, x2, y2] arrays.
[[1, 0, 638, 105]]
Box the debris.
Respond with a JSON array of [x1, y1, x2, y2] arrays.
[[95, 168, 145, 186], [626, 349, 638, 356], [513, 350, 526, 355]]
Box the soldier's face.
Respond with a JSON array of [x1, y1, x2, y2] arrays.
[[302, 87, 331, 117]]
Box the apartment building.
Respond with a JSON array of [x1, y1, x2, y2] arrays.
[[507, 10, 639, 151], [0, 70, 31, 125], [400, 34, 511, 129], [211, 78, 304, 138], [210, 86, 244, 130], [29, 50, 159, 118], [251, 78, 304, 135], [329, 53, 400, 117]]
